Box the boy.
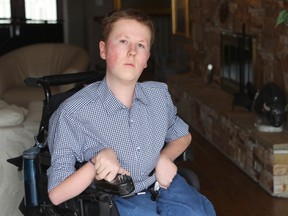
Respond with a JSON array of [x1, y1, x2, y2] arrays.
[[47, 9, 216, 215]]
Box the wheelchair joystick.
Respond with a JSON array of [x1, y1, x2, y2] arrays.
[[93, 174, 135, 196]]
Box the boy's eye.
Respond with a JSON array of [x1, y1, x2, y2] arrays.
[[120, 39, 127, 44], [138, 44, 145, 49]]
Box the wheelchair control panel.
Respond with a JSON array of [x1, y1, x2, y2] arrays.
[[92, 174, 135, 196]]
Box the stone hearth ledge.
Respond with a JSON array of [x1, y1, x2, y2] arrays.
[[167, 72, 288, 198]]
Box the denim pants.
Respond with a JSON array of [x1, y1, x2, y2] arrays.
[[113, 174, 216, 216]]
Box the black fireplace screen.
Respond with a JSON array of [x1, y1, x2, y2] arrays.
[[220, 32, 254, 94]]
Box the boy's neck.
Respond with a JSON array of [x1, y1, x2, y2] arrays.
[[106, 78, 136, 109]]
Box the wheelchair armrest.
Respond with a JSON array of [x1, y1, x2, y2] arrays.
[[176, 145, 194, 162], [176, 146, 199, 191], [178, 167, 200, 191]]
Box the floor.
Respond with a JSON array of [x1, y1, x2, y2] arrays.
[[177, 128, 288, 216]]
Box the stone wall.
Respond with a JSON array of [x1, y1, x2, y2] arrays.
[[170, 0, 288, 96], [168, 73, 288, 197]]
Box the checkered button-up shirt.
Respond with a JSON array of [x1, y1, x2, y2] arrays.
[[47, 79, 189, 193]]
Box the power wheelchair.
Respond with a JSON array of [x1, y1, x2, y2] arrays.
[[7, 71, 200, 216]]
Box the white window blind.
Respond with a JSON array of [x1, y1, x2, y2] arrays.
[[0, 0, 11, 20], [25, 0, 57, 22]]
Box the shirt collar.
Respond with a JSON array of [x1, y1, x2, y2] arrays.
[[97, 79, 149, 116], [134, 83, 149, 106]]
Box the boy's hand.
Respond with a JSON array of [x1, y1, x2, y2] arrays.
[[91, 148, 130, 182], [155, 155, 177, 189]]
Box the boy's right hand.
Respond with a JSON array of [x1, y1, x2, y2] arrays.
[[91, 148, 130, 182]]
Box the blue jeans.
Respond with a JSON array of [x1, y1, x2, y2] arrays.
[[113, 174, 216, 216]]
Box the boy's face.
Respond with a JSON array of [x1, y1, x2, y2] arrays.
[[99, 19, 151, 84]]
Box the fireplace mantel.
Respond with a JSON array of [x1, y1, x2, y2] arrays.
[[168, 72, 288, 198]]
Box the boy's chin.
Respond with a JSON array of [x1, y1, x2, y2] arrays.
[[120, 73, 142, 82]]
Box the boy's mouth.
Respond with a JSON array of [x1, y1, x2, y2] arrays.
[[124, 63, 135, 67]]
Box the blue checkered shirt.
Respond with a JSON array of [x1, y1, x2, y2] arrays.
[[47, 79, 189, 193]]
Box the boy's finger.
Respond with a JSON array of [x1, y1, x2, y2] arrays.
[[118, 167, 130, 176]]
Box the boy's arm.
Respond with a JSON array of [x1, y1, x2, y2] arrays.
[[48, 162, 96, 205], [48, 148, 130, 206], [155, 133, 192, 189]]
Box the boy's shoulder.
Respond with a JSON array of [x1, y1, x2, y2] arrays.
[[139, 81, 168, 91], [58, 82, 101, 114]]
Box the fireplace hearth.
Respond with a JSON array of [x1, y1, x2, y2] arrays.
[[168, 73, 288, 198]]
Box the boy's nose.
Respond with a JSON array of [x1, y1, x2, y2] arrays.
[[128, 45, 136, 56]]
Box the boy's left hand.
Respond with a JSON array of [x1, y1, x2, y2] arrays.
[[155, 155, 177, 189]]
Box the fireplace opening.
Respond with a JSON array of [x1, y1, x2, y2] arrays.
[[220, 31, 255, 95]]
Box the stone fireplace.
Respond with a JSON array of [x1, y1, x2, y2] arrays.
[[168, 73, 288, 198], [220, 29, 254, 96], [171, 0, 288, 96], [168, 0, 288, 198]]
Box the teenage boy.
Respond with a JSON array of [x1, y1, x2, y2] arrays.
[[47, 9, 216, 216]]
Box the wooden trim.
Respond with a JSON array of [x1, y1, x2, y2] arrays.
[[172, 0, 190, 38]]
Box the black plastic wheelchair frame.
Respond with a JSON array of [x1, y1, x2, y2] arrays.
[[8, 71, 200, 216]]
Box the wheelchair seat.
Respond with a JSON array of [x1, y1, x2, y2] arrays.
[[7, 71, 199, 216]]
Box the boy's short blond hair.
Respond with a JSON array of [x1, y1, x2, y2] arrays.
[[101, 9, 155, 47]]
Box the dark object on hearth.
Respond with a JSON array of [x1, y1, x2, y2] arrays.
[[206, 64, 214, 84], [233, 81, 256, 111], [254, 82, 286, 127], [246, 81, 257, 102], [233, 92, 252, 110]]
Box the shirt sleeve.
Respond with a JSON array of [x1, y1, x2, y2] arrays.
[[47, 109, 84, 191], [164, 88, 190, 143]]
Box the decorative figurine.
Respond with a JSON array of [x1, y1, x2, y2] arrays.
[[254, 82, 286, 132]]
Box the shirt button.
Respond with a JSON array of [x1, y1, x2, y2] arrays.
[[130, 119, 134, 123]]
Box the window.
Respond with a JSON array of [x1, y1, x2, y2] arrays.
[[0, 0, 11, 23], [25, 0, 57, 23]]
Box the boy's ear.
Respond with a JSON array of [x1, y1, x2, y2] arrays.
[[143, 52, 151, 69], [99, 41, 106, 60]]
